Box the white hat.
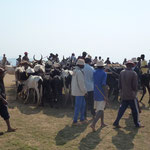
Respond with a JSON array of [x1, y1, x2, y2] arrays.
[[76, 59, 85, 66], [96, 61, 105, 67], [47, 61, 52, 66], [54, 62, 60, 68], [131, 57, 137, 63]]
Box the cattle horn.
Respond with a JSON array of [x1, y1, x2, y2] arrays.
[[40, 54, 43, 61], [33, 55, 38, 61]]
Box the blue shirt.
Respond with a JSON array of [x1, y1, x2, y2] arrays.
[[93, 69, 107, 101], [83, 64, 94, 92]]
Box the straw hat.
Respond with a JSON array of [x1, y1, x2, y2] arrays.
[[76, 59, 85, 66], [125, 60, 134, 65], [96, 61, 106, 67]]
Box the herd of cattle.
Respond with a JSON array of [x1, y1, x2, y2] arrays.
[[4, 57, 74, 108], [2, 56, 150, 108]]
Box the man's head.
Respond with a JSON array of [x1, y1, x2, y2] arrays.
[[76, 59, 85, 69], [125, 60, 134, 68], [19, 55, 21, 57], [85, 58, 91, 64], [137, 57, 141, 61], [141, 54, 145, 60], [82, 52, 87, 58], [24, 52, 28, 56]]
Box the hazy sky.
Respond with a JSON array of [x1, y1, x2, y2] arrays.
[[0, 0, 150, 62]]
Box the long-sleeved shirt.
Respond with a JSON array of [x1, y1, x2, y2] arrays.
[[119, 68, 138, 100], [83, 63, 94, 92], [71, 66, 87, 96]]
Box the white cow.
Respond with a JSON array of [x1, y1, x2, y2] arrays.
[[15, 66, 43, 106], [21, 75, 43, 106]]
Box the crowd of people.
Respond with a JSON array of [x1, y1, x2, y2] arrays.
[[71, 53, 147, 131], [0, 51, 149, 134]]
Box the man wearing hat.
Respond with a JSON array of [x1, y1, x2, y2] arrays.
[[83, 57, 95, 120], [71, 59, 87, 125], [22, 52, 29, 62], [113, 60, 143, 128], [90, 60, 108, 131], [0, 68, 16, 135]]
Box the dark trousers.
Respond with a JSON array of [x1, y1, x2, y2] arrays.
[[113, 99, 140, 127], [0, 100, 10, 120], [85, 91, 96, 119]]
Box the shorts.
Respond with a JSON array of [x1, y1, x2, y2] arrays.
[[94, 101, 106, 111], [0, 101, 10, 120]]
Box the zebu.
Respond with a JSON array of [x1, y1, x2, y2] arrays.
[[19, 75, 43, 106], [105, 65, 124, 101], [15, 66, 43, 106], [139, 73, 150, 104], [61, 69, 73, 106]]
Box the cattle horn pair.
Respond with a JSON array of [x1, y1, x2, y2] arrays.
[[33, 55, 43, 62]]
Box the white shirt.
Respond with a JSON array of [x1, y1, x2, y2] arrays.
[[71, 66, 87, 96]]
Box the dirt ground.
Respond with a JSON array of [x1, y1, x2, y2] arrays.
[[4, 74, 16, 87], [0, 74, 150, 150]]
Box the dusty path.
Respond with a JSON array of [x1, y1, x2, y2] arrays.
[[4, 74, 16, 87]]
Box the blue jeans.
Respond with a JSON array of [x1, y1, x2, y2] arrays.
[[73, 96, 86, 123]]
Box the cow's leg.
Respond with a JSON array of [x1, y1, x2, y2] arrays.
[[64, 88, 69, 106], [35, 87, 40, 106], [40, 84, 43, 106], [139, 86, 146, 102], [33, 89, 36, 104], [37, 79, 43, 106], [24, 89, 29, 104], [71, 96, 75, 109], [146, 85, 150, 104], [108, 86, 113, 99], [16, 86, 19, 100], [113, 87, 119, 101]]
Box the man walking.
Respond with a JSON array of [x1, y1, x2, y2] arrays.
[[113, 60, 143, 128], [83, 57, 95, 120], [71, 59, 87, 125], [90, 61, 108, 131]]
